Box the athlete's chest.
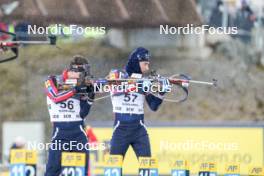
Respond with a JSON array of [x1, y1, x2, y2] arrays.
[[111, 92, 145, 114], [47, 97, 82, 122]]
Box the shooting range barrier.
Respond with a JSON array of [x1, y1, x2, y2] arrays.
[[9, 149, 37, 176], [2, 126, 264, 176], [103, 156, 264, 176], [61, 152, 86, 176], [6, 152, 264, 176], [92, 126, 264, 175]]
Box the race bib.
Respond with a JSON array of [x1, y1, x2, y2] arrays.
[[47, 97, 82, 122], [111, 92, 144, 114]]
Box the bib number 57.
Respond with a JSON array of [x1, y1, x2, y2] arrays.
[[124, 94, 137, 102]]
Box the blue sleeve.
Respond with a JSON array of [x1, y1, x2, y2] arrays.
[[145, 94, 163, 111], [80, 100, 92, 118]]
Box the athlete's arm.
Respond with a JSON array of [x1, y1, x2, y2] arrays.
[[45, 76, 76, 103], [80, 99, 92, 118], [79, 91, 94, 118], [145, 93, 163, 111], [145, 78, 171, 111]]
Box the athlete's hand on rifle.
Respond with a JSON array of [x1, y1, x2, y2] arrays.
[[142, 79, 152, 92], [159, 78, 172, 95], [75, 85, 88, 94], [76, 84, 95, 103], [86, 84, 95, 102]]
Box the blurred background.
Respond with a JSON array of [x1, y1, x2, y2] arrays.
[[0, 0, 264, 175]]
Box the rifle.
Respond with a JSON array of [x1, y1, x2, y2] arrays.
[[0, 29, 57, 63], [60, 72, 217, 103]]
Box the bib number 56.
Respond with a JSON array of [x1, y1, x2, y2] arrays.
[[60, 100, 74, 109]]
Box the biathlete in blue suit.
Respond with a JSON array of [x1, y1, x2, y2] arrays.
[[109, 47, 171, 158]]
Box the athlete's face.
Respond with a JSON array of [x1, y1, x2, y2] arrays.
[[139, 61, 150, 74], [67, 71, 81, 79]]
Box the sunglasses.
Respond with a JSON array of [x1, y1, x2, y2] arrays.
[[70, 64, 90, 74]]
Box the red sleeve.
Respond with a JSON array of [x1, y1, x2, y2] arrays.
[[45, 77, 76, 103]]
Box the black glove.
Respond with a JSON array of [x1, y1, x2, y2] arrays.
[[75, 85, 88, 93], [86, 85, 95, 102], [86, 84, 94, 93], [87, 92, 95, 101], [77, 85, 95, 103]]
